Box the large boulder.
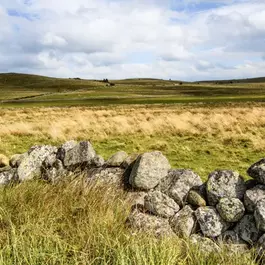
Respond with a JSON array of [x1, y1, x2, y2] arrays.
[[62, 141, 96, 170], [195, 207, 229, 237], [206, 170, 246, 206], [254, 198, 265, 232], [244, 185, 265, 212], [107, 151, 128, 167], [129, 151, 170, 190], [0, 154, 9, 168], [234, 214, 261, 245], [17, 145, 57, 181], [170, 205, 196, 238], [216, 198, 245, 223], [144, 191, 179, 218], [247, 158, 265, 184], [157, 169, 202, 206], [126, 209, 173, 236]]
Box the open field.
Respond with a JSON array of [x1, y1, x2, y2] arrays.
[[2, 73, 265, 107], [1, 103, 265, 180], [1, 73, 265, 264]]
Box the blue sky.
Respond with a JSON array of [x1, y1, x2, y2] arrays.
[[0, 0, 265, 80]]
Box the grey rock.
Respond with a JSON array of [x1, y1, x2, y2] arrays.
[[92, 155, 105, 167], [121, 153, 139, 169], [206, 170, 246, 206], [247, 158, 265, 184], [217, 230, 246, 245], [129, 151, 170, 190], [190, 234, 221, 254], [216, 198, 245, 222], [222, 244, 249, 254], [9, 153, 28, 168], [126, 209, 173, 236], [234, 214, 261, 245], [144, 191, 179, 218], [244, 185, 265, 212], [157, 169, 202, 206], [187, 190, 207, 207], [87, 167, 125, 187], [41, 159, 68, 183], [17, 145, 57, 181], [195, 207, 229, 237], [0, 154, 9, 168], [127, 191, 147, 208], [170, 205, 196, 238], [255, 198, 265, 232], [63, 141, 96, 170], [56, 140, 78, 161], [107, 151, 128, 167], [0, 168, 17, 185]]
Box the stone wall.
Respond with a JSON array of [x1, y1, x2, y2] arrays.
[[1, 140, 265, 257]]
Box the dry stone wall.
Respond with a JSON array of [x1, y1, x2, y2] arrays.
[[1, 140, 265, 258]]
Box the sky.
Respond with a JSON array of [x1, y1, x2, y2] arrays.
[[0, 0, 265, 81]]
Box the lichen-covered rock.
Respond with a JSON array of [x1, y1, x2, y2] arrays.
[[107, 151, 128, 167], [170, 205, 196, 237], [157, 169, 202, 206], [216, 198, 245, 222], [195, 207, 229, 237], [244, 185, 265, 212], [217, 230, 246, 245], [129, 151, 170, 190], [247, 158, 265, 184], [144, 191, 179, 218], [0, 154, 9, 168], [190, 234, 220, 254], [9, 153, 28, 168], [234, 214, 261, 245], [63, 141, 96, 170], [17, 145, 57, 181], [0, 168, 17, 185], [126, 209, 173, 236], [56, 140, 78, 161], [187, 190, 207, 207], [206, 170, 246, 206], [87, 167, 125, 187], [254, 198, 265, 232]]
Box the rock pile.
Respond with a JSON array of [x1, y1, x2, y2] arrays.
[[1, 140, 265, 258]]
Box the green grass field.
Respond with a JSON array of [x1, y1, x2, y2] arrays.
[[2, 73, 265, 108], [0, 73, 265, 264]]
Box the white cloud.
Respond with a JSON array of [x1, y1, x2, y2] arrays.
[[0, 0, 265, 80]]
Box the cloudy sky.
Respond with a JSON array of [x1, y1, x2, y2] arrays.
[[0, 0, 265, 81]]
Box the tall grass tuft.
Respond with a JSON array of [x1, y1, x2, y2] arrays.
[[0, 178, 257, 264]]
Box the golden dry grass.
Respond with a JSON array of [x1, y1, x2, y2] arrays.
[[1, 104, 265, 149]]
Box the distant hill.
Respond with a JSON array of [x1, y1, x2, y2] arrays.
[[198, 76, 265, 84]]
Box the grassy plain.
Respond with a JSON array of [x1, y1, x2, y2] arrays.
[[0, 73, 265, 264]]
